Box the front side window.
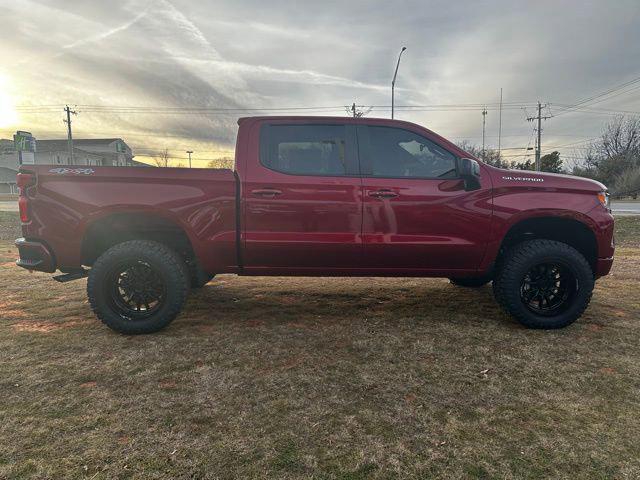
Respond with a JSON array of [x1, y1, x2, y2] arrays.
[[366, 126, 457, 179], [261, 125, 348, 176]]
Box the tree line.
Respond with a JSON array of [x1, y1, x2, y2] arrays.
[[456, 140, 563, 174], [459, 115, 640, 197]]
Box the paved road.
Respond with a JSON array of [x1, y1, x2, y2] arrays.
[[1, 199, 639, 214], [611, 201, 640, 215], [0, 201, 17, 212]]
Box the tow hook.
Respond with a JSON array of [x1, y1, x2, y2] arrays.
[[53, 269, 88, 283]]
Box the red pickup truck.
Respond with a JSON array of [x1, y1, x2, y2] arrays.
[[15, 116, 614, 334]]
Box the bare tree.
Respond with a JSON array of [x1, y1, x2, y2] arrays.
[[456, 140, 504, 167], [571, 116, 640, 194], [153, 148, 171, 168], [207, 156, 234, 169], [613, 166, 640, 198], [599, 115, 640, 160]]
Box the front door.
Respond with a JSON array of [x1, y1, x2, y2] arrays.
[[242, 122, 363, 271], [358, 124, 492, 272]]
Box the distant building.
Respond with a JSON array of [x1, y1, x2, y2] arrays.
[[35, 138, 134, 167], [36, 141, 105, 166], [0, 137, 135, 170], [0, 167, 18, 194], [0, 137, 145, 194], [0, 139, 19, 171]]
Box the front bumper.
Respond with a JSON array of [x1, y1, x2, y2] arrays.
[[595, 256, 614, 278], [15, 238, 56, 273]]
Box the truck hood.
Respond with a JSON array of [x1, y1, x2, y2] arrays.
[[485, 165, 607, 193]]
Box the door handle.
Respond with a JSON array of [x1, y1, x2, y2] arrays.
[[368, 189, 398, 199], [252, 188, 282, 197]]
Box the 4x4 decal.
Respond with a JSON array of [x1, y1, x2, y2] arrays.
[[48, 168, 95, 175]]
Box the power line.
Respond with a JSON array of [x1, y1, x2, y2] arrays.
[[16, 104, 345, 112], [543, 136, 600, 149], [569, 77, 640, 107], [135, 147, 233, 154], [14, 102, 540, 113], [134, 153, 230, 162], [552, 75, 640, 117], [15, 94, 640, 115], [550, 104, 640, 116]]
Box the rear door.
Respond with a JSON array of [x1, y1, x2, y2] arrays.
[[358, 124, 492, 271], [242, 121, 363, 270]]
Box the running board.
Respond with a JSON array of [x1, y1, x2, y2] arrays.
[[53, 270, 88, 283]]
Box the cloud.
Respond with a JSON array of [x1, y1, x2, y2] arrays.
[[171, 57, 397, 92], [1, 0, 639, 164], [62, 3, 153, 50]]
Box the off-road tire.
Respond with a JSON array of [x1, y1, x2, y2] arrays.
[[87, 240, 189, 334], [449, 276, 492, 288], [492, 239, 594, 329]]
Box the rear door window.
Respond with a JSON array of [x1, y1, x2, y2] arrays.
[[260, 124, 357, 176]]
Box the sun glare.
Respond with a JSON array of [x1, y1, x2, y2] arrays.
[[0, 75, 18, 129]]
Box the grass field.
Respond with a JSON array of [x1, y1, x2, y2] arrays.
[[1, 214, 639, 479]]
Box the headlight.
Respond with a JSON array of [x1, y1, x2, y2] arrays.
[[597, 191, 610, 209]]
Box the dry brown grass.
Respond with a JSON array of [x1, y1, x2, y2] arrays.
[[1, 218, 639, 479]]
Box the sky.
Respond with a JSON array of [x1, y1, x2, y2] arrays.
[[1, 0, 639, 167]]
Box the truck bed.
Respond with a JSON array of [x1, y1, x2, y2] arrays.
[[20, 165, 238, 273]]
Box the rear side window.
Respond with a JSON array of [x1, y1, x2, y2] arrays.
[[365, 126, 457, 179], [260, 125, 349, 176]]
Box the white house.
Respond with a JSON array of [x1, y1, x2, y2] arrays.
[[0, 167, 18, 194], [0, 139, 18, 171], [35, 138, 134, 166], [0, 137, 145, 193]]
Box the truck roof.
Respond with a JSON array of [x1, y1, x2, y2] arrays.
[[237, 116, 474, 160], [237, 115, 417, 125]]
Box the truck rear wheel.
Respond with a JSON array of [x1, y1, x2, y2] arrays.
[[87, 240, 189, 334], [493, 239, 594, 329]]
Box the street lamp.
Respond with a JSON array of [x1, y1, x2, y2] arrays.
[[391, 46, 407, 119], [186, 150, 193, 168]]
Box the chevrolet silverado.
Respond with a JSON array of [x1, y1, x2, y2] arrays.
[[15, 116, 615, 333]]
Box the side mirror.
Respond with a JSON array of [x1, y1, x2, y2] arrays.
[[459, 158, 481, 191]]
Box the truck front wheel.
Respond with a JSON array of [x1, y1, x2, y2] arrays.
[[87, 240, 189, 334], [493, 239, 594, 329]]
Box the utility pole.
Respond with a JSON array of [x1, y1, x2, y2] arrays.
[[536, 102, 542, 171], [345, 103, 372, 118], [63, 105, 77, 164], [497, 88, 503, 161], [527, 102, 552, 171], [186, 150, 193, 168], [391, 46, 407, 119], [481, 107, 487, 161]]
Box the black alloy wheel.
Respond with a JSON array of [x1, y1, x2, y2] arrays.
[[106, 260, 167, 319], [519, 262, 578, 316]]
